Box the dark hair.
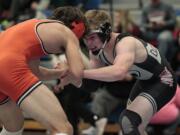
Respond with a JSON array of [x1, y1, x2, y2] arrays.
[[49, 6, 89, 36]]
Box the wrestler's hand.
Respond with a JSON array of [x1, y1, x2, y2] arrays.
[[52, 83, 62, 93], [60, 73, 72, 89], [54, 61, 69, 78], [58, 72, 82, 89]]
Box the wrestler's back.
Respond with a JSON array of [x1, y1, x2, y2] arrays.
[[0, 19, 46, 60]]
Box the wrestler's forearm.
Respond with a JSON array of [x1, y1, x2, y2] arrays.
[[38, 66, 65, 80], [80, 51, 90, 69], [83, 65, 126, 82]]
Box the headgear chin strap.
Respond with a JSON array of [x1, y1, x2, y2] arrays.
[[96, 40, 108, 57], [71, 21, 85, 39]]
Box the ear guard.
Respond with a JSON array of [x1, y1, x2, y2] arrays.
[[90, 22, 112, 43], [71, 21, 85, 39]]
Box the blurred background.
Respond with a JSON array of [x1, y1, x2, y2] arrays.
[[1, 0, 180, 135]]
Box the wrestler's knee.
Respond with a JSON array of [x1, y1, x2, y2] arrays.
[[0, 127, 23, 135], [119, 109, 142, 135], [50, 120, 73, 135]]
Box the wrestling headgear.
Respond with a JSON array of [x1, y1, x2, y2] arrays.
[[49, 6, 88, 39], [70, 21, 85, 39], [89, 22, 112, 56]]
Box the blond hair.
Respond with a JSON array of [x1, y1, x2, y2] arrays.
[[85, 10, 111, 30]]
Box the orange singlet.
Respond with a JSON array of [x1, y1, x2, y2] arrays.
[[0, 19, 50, 106]]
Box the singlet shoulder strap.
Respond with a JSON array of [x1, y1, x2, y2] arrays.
[[113, 33, 148, 58], [113, 33, 132, 58], [35, 19, 65, 54], [115, 33, 132, 44]]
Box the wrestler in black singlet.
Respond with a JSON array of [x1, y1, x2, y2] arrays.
[[98, 33, 177, 113]]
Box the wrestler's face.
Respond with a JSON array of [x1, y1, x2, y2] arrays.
[[84, 33, 103, 53]]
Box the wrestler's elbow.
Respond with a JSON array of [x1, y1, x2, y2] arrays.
[[70, 65, 84, 81], [73, 68, 83, 79], [113, 66, 127, 81], [37, 73, 48, 80], [70, 69, 83, 88], [111, 74, 125, 81], [37, 70, 52, 80]]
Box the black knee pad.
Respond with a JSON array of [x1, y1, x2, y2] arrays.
[[119, 109, 142, 135]]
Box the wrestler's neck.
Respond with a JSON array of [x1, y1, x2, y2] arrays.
[[105, 32, 119, 50]]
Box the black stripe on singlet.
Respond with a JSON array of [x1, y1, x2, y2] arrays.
[[102, 51, 112, 65], [100, 33, 149, 66], [113, 33, 132, 58], [35, 20, 64, 54], [113, 33, 148, 58]]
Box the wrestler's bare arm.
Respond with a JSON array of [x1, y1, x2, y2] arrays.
[[83, 37, 136, 82], [28, 59, 68, 80], [37, 22, 84, 84], [56, 28, 85, 87], [88, 50, 134, 81], [79, 51, 90, 69], [50, 23, 85, 86]]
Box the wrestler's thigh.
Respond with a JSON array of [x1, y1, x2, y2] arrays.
[[0, 100, 24, 131], [20, 84, 69, 129]]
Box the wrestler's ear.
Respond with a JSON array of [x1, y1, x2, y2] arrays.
[[70, 21, 85, 39]]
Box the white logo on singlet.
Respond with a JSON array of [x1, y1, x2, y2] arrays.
[[146, 44, 161, 64], [159, 67, 173, 87], [129, 65, 153, 80]]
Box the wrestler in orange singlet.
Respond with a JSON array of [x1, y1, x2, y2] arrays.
[[0, 6, 88, 135]]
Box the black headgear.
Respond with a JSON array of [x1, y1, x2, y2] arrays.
[[88, 22, 112, 56], [90, 22, 112, 43]]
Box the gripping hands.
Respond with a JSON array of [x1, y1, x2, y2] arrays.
[[54, 61, 82, 90]]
